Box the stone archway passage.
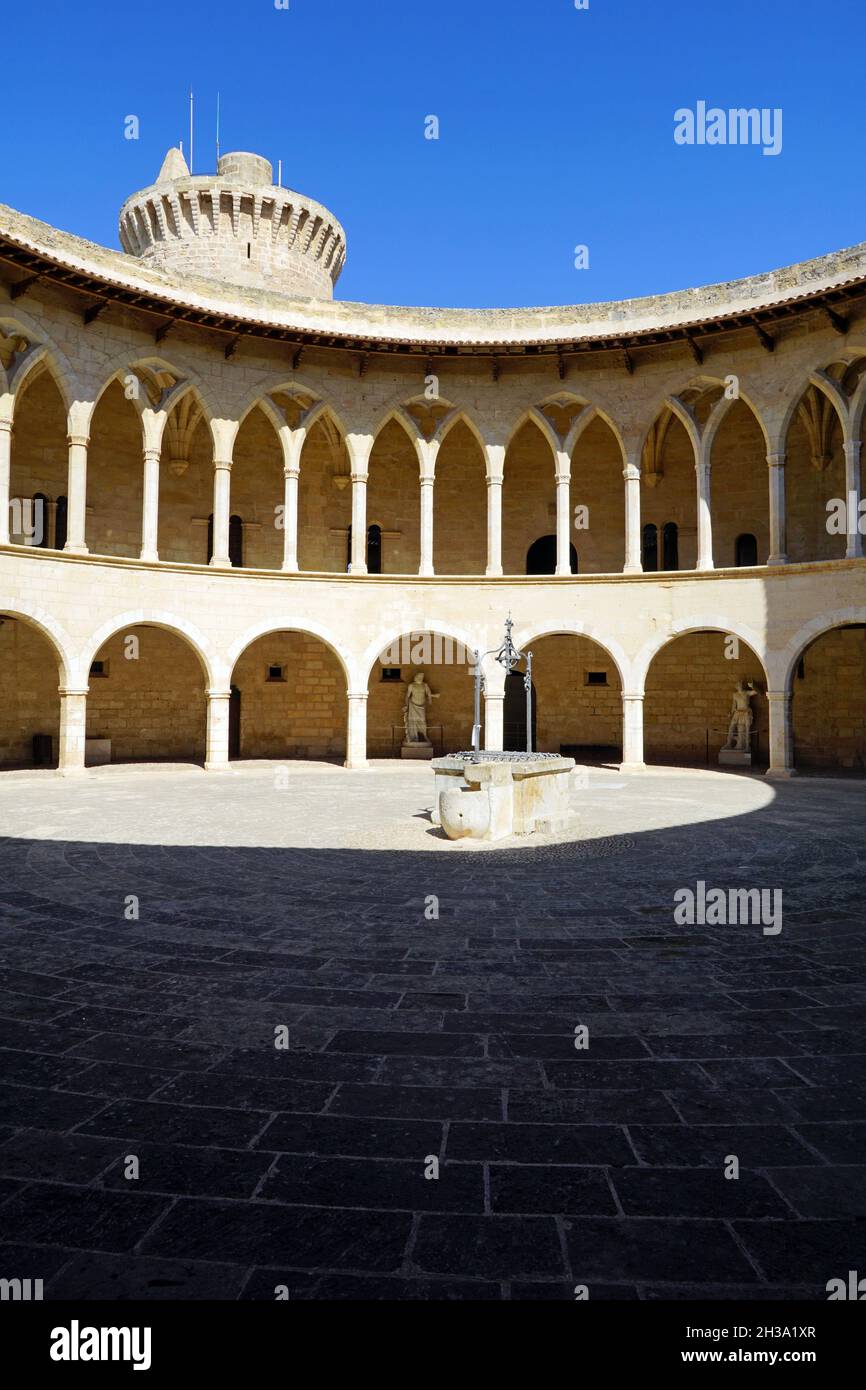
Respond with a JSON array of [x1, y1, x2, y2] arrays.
[[526, 536, 578, 575], [0, 616, 61, 768], [86, 625, 207, 764], [527, 634, 622, 759], [792, 625, 866, 773], [366, 632, 476, 757], [645, 631, 768, 768], [231, 631, 347, 761]]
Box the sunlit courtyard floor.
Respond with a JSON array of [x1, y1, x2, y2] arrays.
[[0, 762, 864, 1300]]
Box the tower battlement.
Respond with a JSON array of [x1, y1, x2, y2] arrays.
[[118, 148, 346, 300]]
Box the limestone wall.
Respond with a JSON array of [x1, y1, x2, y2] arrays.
[[644, 632, 769, 765], [87, 627, 206, 762], [232, 631, 346, 759], [792, 625, 866, 770], [0, 618, 59, 766]]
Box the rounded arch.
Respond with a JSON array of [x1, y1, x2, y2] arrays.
[[0, 312, 77, 416], [777, 366, 851, 456], [80, 612, 216, 689], [0, 601, 74, 685], [513, 622, 630, 692], [779, 607, 866, 695], [360, 620, 481, 691], [226, 618, 352, 691], [633, 618, 768, 695]]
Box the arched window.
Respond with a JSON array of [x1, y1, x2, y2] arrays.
[[32, 493, 49, 549], [347, 524, 383, 573], [55, 496, 68, 552], [526, 535, 578, 574], [206, 515, 244, 567], [735, 533, 758, 567], [642, 523, 658, 572], [662, 522, 679, 571]]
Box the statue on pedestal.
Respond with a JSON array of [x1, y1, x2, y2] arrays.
[[725, 680, 758, 753], [403, 671, 439, 744]]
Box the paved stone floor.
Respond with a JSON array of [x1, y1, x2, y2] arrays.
[[0, 761, 863, 1301]]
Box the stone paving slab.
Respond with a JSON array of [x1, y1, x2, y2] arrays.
[[0, 762, 863, 1300]]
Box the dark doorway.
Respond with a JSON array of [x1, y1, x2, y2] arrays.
[[735, 532, 758, 567], [33, 493, 49, 549], [229, 685, 241, 759], [347, 525, 383, 573], [526, 535, 577, 574], [55, 495, 67, 552], [662, 521, 679, 570], [503, 670, 537, 751], [642, 523, 658, 571]]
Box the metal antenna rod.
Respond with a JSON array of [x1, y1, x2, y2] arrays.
[[216, 92, 220, 165], [189, 89, 194, 175]]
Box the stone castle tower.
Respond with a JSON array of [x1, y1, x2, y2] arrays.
[[118, 147, 346, 299]]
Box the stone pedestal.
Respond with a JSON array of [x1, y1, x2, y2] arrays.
[[432, 753, 575, 841], [402, 741, 434, 761], [718, 748, 751, 767]]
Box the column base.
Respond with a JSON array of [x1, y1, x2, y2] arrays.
[[622, 563, 643, 576], [209, 557, 232, 569], [418, 565, 435, 578], [140, 550, 159, 563], [64, 544, 89, 557], [485, 566, 504, 577], [281, 561, 300, 574], [765, 767, 797, 780], [344, 758, 368, 771], [348, 564, 368, 576], [845, 543, 865, 560], [619, 761, 646, 774], [767, 554, 788, 566], [204, 761, 235, 773], [57, 764, 88, 777], [695, 561, 715, 572]]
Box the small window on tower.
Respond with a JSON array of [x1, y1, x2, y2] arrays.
[[267, 664, 285, 682], [247, 243, 252, 259], [585, 671, 608, 687]]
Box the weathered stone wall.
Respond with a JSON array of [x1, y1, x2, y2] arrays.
[[0, 618, 59, 766], [367, 653, 475, 757], [367, 422, 421, 574], [644, 632, 769, 765], [86, 626, 207, 762], [792, 625, 866, 769], [298, 420, 352, 573], [8, 371, 67, 546], [531, 634, 623, 753], [88, 382, 144, 559], [433, 422, 487, 575], [786, 412, 847, 565], [232, 631, 346, 759]]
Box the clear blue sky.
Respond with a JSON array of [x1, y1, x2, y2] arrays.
[[2, 0, 864, 309]]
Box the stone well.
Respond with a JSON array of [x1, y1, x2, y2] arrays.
[[431, 752, 576, 842]]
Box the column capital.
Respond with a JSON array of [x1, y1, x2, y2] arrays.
[[283, 463, 301, 480], [767, 451, 786, 469], [213, 458, 233, 473], [844, 438, 862, 460], [766, 690, 792, 703], [206, 688, 232, 702], [555, 471, 571, 487], [59, 687, 89, 699], [623, 463, 641, 482], [350, 470, 368, 485], [67, 434, 89, 449], [348, 691, 369, 704], [622, 692, 645, 703], [0, 417, 13, 436], [486, 472, 503, 488], [143, 446, 161, 464]]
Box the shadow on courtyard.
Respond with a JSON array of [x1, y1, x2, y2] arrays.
[[0, 778, 864, 1301]]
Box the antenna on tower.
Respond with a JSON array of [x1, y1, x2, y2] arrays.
[[278, 159, 282, 187], [189, 89, 194, 174], [216, 92, 221, 166]]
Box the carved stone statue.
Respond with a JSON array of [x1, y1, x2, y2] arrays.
[[725, 680, 757, 752], [403, 671, 439, 744]]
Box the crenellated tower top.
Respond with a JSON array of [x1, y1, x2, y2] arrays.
[[118, 148, 346, 300]]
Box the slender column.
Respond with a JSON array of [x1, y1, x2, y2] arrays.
[[140, 448, 160, 562], [620, 693, 645, 772], [844, 440, 864, 560], [205, 690, 232, 771], [210, 459, 232, 567], [58, 689, 88, 774], [345, 692, 368, 769], [65, 434, 89, 555], [695, 452, 714, 571], [419, 475, 435, 576], [0, 418, 11, 546], [484, 691, 505, 751], [485, 444, 505, 577], [767, 452, 788, 566], [282, 465, 300, 572], [555, 452, 571, 575], [765, 691, 796, 779], [623, 462, 642, 574]]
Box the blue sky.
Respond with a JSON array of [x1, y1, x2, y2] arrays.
[[2, 0, 864, 308]]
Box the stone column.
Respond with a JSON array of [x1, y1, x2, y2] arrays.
[[205, 690, 233, 771], [65, 435, 89, 555], [484, 691, 505, 751], [419, 475, 435, 576], [0, 418, 11, 546], [140, 448, 160, 562], [58, 689, 88, 774], [623, 461, 642, 574], [695, 454, 714, 571], [620, 693, 645, 772], [767, 452, 788, 566], [282, 464, 300, 572], [844, 440, 864, 560], [345, 692, 368, 769], [210, 459, 232, 567], [485, 444, 505, 577], [765, 691, 796, 779], [555, 452, 571, 575]]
